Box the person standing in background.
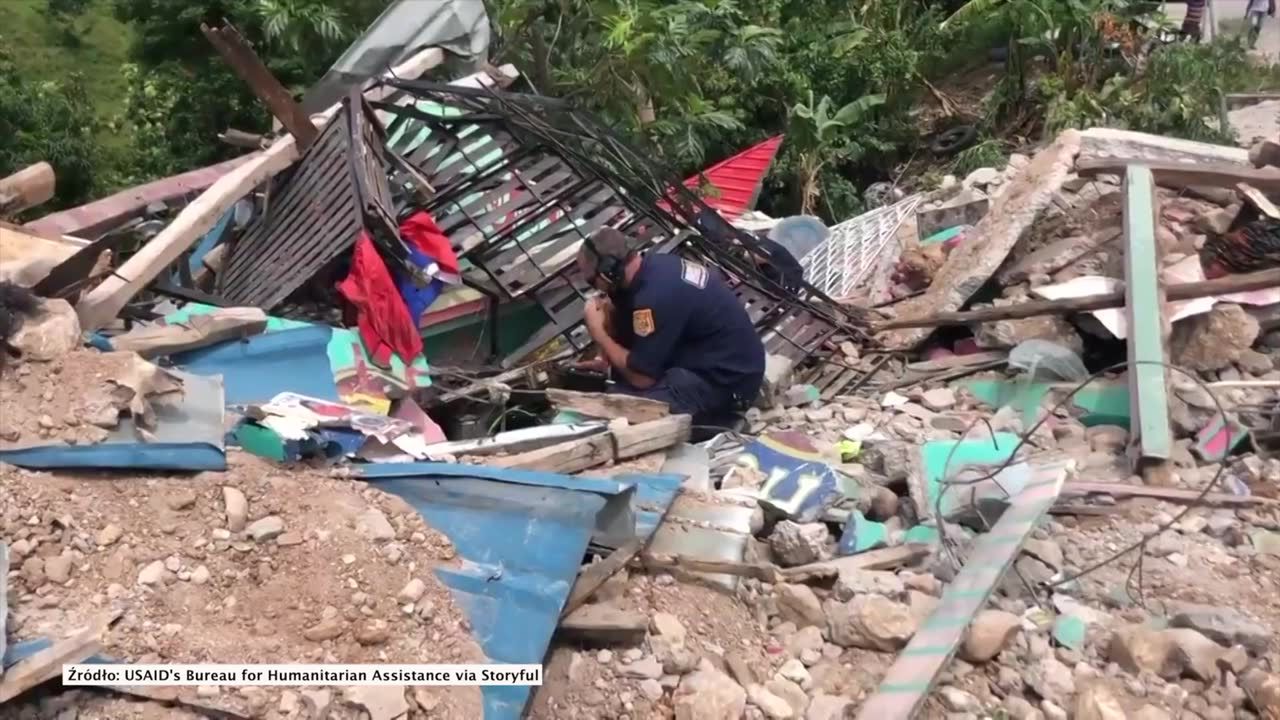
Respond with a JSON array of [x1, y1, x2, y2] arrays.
[[1182, 0, 1206, 42], [1247, 0, 1276, 49]]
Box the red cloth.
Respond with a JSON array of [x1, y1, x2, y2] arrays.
[[400, 211, 460, 279], [337, 231, 423, 366]]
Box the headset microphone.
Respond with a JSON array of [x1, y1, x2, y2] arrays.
[[583, 236, 627, 288]]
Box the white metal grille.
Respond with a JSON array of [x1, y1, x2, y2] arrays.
[[799, 194, 922, 300]]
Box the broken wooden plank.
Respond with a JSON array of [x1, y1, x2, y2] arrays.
[[857, 461, 1068, 720], [0, 162, 55, 216], [562, 538, 644, 617], [219, 128, 268, 150], [202, 23, 318, 149], [0, 608, 122, 703], [1077, 158, 1280, 195], [546, 389, 670, 424], [1063, 482, 1280, 507], [1, 541, 8, 677], [1123, 165, 1173, 478], [108, 307, 269, 358], [72, 49, 452, 332], [640, 553, 780, 584], [877, 132, 1082, 349], [874, 267, 1280, 331], [558, 604, 649, 645], [489, 416, 691, 474], [1238, 183, 1280, 220], [781, 544, 931, 583]]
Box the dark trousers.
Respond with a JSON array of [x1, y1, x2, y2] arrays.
[[609, 367, 748, 431]]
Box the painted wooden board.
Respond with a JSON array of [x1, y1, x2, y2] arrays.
[[856, 460, 1070, 720]]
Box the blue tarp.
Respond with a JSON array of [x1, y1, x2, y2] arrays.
[[0, 371, 227, 471], [355, 463, 682, 719], [171, 325, 339, 405]]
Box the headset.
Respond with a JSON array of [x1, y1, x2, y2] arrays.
[[582, 235, 629, 288]]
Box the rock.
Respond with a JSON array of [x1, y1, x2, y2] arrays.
[[1003, 696, 1042, 720], [302, 618, 344, 642], [905, 590, 938, 627], [765, 679, 808, 716], [1132, 706, 1172, 720], [11, 299, 81, 361], [1165, 628, 1223, 683], [246, 516, 285, 542], [776, 658, 809, 686], [136, 560, 166, 586], [1027, 656, 1075, 706], [166, 489, 197, 511], [96, 524, 123, 547], [356, 508, 396, 542], [1022, 539, 1065, 571], [785, 625, 824, 658], [1241, 669, 1280, 717], [960, 610, 1021, 663], [222, 487, 248, 532], [769, 521, 829, 567], [622, 656, 664, 680], [1087, 425, 1129, 453], [651, 612, 687, 646], [1171, 304, 1261, 372], [1041, 699, 1068, 720], [833, 569, 904, 601], [639, 678, 664, 701], [190, 565, 210, 585], [966, 167, 1001, 187], [921, 388, 957, 411], [1168, 603, 1272, 653], [344, 685, 409, 720], [673, 668, 747, 720], [398, 579, 426, 603], [938, 686, 981, 713], [1074, 684, 1126, 720], [776, 584, 825, 628], [1109, 625, 1179, 678], [1236, 349, 1274, 375], [747, 684, 795, 719], [805, 695, 851, 720], [42, 554, 72, 584], [20, 556, 46, 586], [976, 315, 1082, 354], [355, 622, 390, 646], [826, 595, 916, 651], [301, 689, 332, 718], [1195, 208, 1235, 235]]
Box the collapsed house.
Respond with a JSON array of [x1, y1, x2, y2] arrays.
[[3, 5, 1280, 720]]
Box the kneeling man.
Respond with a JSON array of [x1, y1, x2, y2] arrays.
[[576, 228, 765, 428]]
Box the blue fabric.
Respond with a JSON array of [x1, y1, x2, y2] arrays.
[[613, 254, 765, 401], [395, 243, 445, 323], [171, 325, 339, 404]]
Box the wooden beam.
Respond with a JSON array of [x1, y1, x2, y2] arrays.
[[1077, 158, 1280, 195], [219, 128, 268, 150], [1123, 165, 1173, 480], [546, 389, 670, 424], [1064, 482, 1280, 507], [781, 544, 931, 583], [873, 267, 1280, 331], [488, 415, 691, 474], [0, 162, 55, 216], [108, 307, 269, 358], [562, 539, 643, 617], [72, 50, 459, 332], [202, 23, 318, 149], [0, 609, 122, 703], [558, 604, 649, 645], [640, 553, 781, 584], [1238, 183, 1280, 220]]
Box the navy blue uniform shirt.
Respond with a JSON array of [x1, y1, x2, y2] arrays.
[[610, 254, 765, 399]]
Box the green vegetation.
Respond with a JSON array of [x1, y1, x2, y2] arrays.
[[1, 0, 1277, 221]]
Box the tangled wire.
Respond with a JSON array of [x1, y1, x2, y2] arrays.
[[937, 359, 1236, 608]]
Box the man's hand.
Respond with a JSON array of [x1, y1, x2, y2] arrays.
[[584, 296, 612, 337], [572, 357, 609, 373]]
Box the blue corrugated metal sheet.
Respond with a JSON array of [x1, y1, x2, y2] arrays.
[[356, 462, 682, 719], [0, 371, 226, 471], [172, 325, 339, 404]]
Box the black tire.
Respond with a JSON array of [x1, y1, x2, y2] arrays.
[[930, 125, 978, 157]]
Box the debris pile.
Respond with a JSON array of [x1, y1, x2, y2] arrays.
[[2, 9, 1280, 720]]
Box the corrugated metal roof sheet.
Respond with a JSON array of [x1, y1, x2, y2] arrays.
[[683, 136, 784, 219]]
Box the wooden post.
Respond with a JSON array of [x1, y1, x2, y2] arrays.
[[201, 22, 319, 150], [72, 49, 457, 331], [0, 162, 55, 216], [1123, 165, 1173, 483]]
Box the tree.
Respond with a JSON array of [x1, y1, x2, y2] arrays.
[[0, 50, 100, 210], [789, 91, 887, 215]]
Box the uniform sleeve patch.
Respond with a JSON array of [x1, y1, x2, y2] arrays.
[[680, 260, 708, 289], [632, 308, 656, 337]]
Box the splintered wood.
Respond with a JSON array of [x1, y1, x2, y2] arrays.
[[489, 415, 691, 474]]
